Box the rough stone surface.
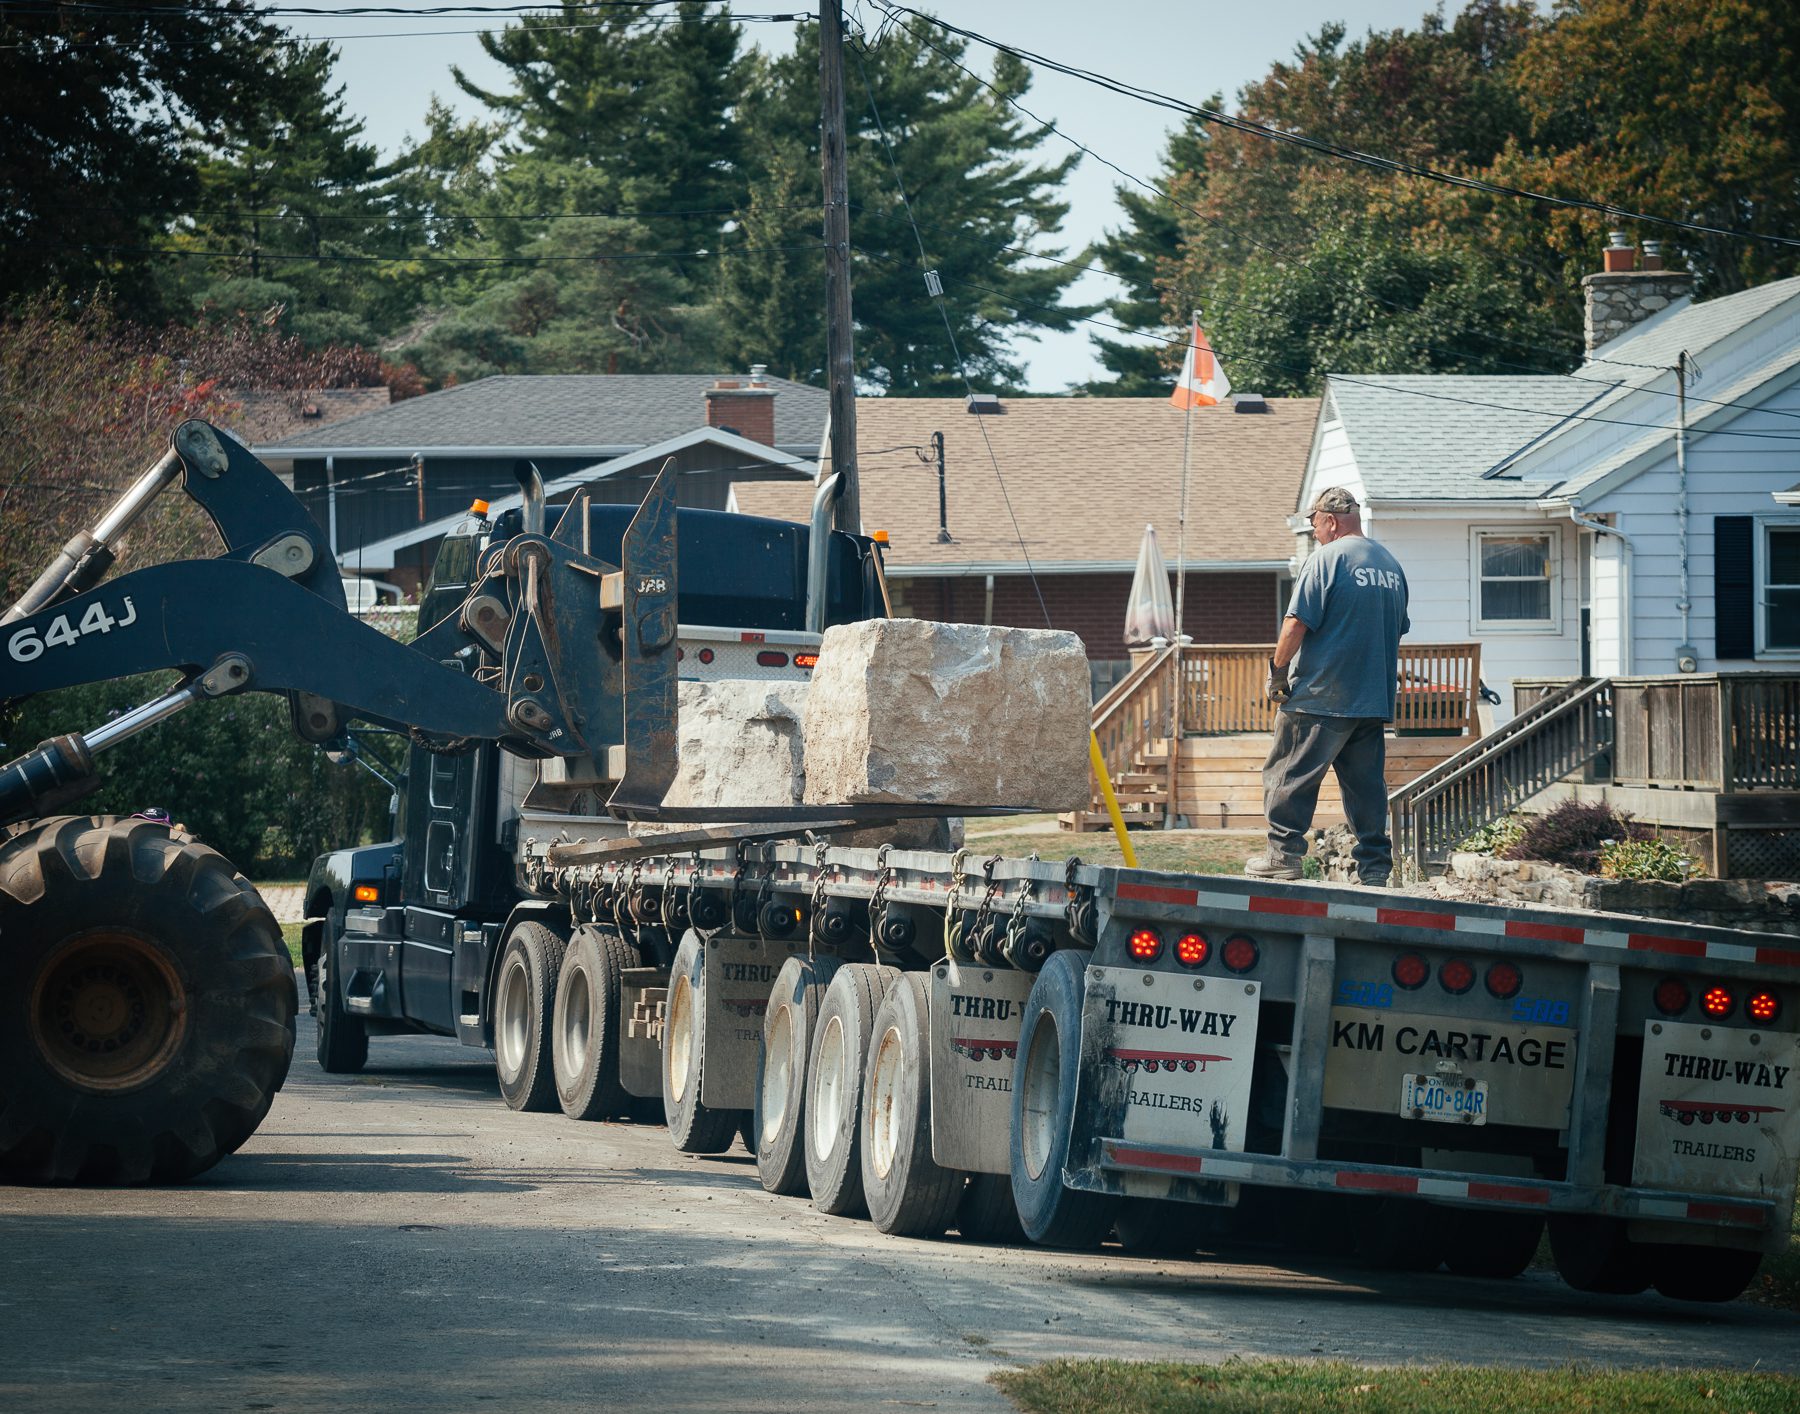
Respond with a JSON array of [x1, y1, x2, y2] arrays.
[[803, 620, 1091, 812]]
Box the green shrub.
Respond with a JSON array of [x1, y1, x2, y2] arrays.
[[1502, 799, 1647, 874], [1457, 814, 1526, 855], [1600, 836, 1703, 882]]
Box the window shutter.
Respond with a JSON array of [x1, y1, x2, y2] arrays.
[[1714, 515, 1755, 660]]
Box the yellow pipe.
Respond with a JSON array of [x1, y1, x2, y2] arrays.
[[1088, 730, 1139, 869]]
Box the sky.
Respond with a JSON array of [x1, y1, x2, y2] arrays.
[[288, 0, 1439, 391]]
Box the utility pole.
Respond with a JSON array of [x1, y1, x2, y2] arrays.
[[819, 0, 860, 533]]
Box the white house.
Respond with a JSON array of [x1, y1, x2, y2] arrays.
[[1295, 246, 1800, 718]]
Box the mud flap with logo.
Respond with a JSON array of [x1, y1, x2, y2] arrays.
[[1067, 965, 1259, 1199], [700, 934, 800, 1110], [928, 960, 1035, 1174]]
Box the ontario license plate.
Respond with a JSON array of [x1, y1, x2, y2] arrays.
[[1402, 1072, 1489, 1125]]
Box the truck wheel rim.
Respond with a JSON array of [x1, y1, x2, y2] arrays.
[[763, 1003, 795, 1137], [811, 1014, 848, 1160], [1020, 1012, 1062, 1182], [560, 967, 591, 1076], [668, 973, 695, 1104], [496, 954, 531, 1082], [30, 930, 187, 1093], [867, 1024, 904, 1181]]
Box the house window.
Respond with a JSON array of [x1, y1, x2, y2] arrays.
[[1766, 523, 1800, 652], [1473, 529, 1557, 631]]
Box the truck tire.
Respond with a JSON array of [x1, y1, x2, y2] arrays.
[[756, 954, 842, 1195], [313, 937, 368, 1074], [1444, 1210, 1543, 1279], [553, 927, 638, 1121], [1354, 1197, 1448, 1271], [1113, 1199, 1214, 1256], [957, 1172, 1025, 1244], [1548, 1215, 1652, 1295], [493, 919, 567, 1112], [805, 962, 900, 1216], [0, 815, 296, 1184], [663, 931, 741, 1153], [1648, 1243, 1762, 1303], [862, 972, 961, 1236], [1009, 949, 1118, 1249]]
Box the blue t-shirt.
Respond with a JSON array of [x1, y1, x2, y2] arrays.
[[1283, 535, 1411, 719]]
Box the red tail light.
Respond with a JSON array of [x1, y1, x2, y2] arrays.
[[1222, 935, 1259, 974], [697, 648, 715, 664], [1128, 928, 1162, 962], [794, 652, 819, 669], [756, 650, 790, 668], [1748, 990, 1780, 1024], [1701, 985, 1734, 1018], [1392, 953, 1429, 990], [1175, 932, 1208, 967], [1485, 961, 1523, 1000], [1439, 959, 1476, 995], [1654, 978, 1690, 1016]]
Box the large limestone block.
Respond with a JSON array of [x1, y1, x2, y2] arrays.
[[803, 620, 1090, 812], [634, 680, 806, 834]]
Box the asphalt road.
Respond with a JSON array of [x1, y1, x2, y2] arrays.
[[3, 1001, 1796, 1413]]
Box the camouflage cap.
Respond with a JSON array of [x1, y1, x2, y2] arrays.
[[1308, 486, 1360, 516]]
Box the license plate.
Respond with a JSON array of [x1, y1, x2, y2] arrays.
[[1402, 1072, 1489, 1125]]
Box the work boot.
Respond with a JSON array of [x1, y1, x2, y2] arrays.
[[1243, 852, 1303, 881]]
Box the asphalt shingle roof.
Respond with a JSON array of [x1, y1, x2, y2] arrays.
[[258, 373, 828, 453], [731, 395, 1317, 570]]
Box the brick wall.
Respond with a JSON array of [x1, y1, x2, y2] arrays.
[[886, 570, 1285, 660]]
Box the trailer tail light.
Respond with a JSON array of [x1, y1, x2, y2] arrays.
[[1439, 958, 1475, 995], [756, 650, 790, 668], [353, 884, 380, 903], [1701, 985, 1734, 1019], [1654, 978, 1690, 1016], [794, 652, 819, 669], [1392, 953, 1429, 990], [697, 648, 715, 665], [1222, 935, 1259, 974], [1485, 961, 1522, 1000], [1128, 928, 1163, 963], [1748, 991, 1780, 1024], [1175, 932, 1209, 968]]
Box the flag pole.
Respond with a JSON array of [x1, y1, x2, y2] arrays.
[[1165, 308, 1199, 830]]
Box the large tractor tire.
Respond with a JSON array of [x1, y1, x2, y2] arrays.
[[755, 953, 841, 1195], [804, 962, 900, 1217], [662, 931, 742, 1153], [552, 927, 638, 1121], [1549, 1215, 1652, 1295], [493, 918, 568, 1112], [313, 934, 368, 1075], [0, 815, 296, 1184], [956, 1172, 1025, 1244], [1648, 1242, 1762, 1304], [861, 972, 962, 1237]]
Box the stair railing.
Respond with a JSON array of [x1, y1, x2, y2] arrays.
[[1088, 644, 1177, 815]]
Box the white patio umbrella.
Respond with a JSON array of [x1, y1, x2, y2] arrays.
[[1123, 523, 1177, 645]]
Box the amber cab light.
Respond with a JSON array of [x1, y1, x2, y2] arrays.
[[1128, 928, 1163, 963], [1392, 953, 1429, 990], [1222, 935, 1259, 974], [795, 652, 819, 669], [1653, 978, 1691, 1016], [1439, 958, 1476, 995], [1175, 932, 1209, 967], [1701, 985, 1734, 1019], [756, 650, 790, 668], [1485, 961, 1523, 1000], [1748, 991, 1781, 1024], [353, 884, 380, 903]]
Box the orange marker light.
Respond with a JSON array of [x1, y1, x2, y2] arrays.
[[353, 884, 380, 903]]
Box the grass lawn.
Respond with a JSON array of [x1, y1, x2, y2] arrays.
[[994, 1360, 1800, 1414], [280, 922, 304, 969]]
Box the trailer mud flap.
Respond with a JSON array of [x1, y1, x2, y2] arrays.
[[928, 960, 1035, 1175], [1634, 1020, 1799, 1205], [699, 935, 796, 1111], [1070, 965, 1260, 1195]]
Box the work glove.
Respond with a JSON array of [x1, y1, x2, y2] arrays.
[[1265, 657, 1292, 704]]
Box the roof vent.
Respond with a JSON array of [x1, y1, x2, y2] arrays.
[[966, 393, 1002, 415], [1231, 393, 1267, 413]]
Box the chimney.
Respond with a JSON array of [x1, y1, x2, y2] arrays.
[[1581, 234, 1694, 355], [704, 366, 777, 446]]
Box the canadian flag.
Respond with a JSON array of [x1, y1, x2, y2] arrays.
[[1170, 319, 1230, 409]]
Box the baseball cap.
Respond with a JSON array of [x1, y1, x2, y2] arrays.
[[1309, 487, 1360, 516]]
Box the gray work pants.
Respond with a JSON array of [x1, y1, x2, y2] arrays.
[[1263, 711, 1392, 883]]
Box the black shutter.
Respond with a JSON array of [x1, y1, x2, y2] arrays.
[[1714, 515, 1756, 660]]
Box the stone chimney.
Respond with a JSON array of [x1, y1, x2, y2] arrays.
[[704, 364, 777, 446], [1582, 231, 1694, 354]]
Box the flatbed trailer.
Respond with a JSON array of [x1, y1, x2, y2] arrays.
[[493, 833, 1799, 1303]]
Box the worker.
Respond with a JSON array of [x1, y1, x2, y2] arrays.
[[1245, 487, 1409, 887]]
